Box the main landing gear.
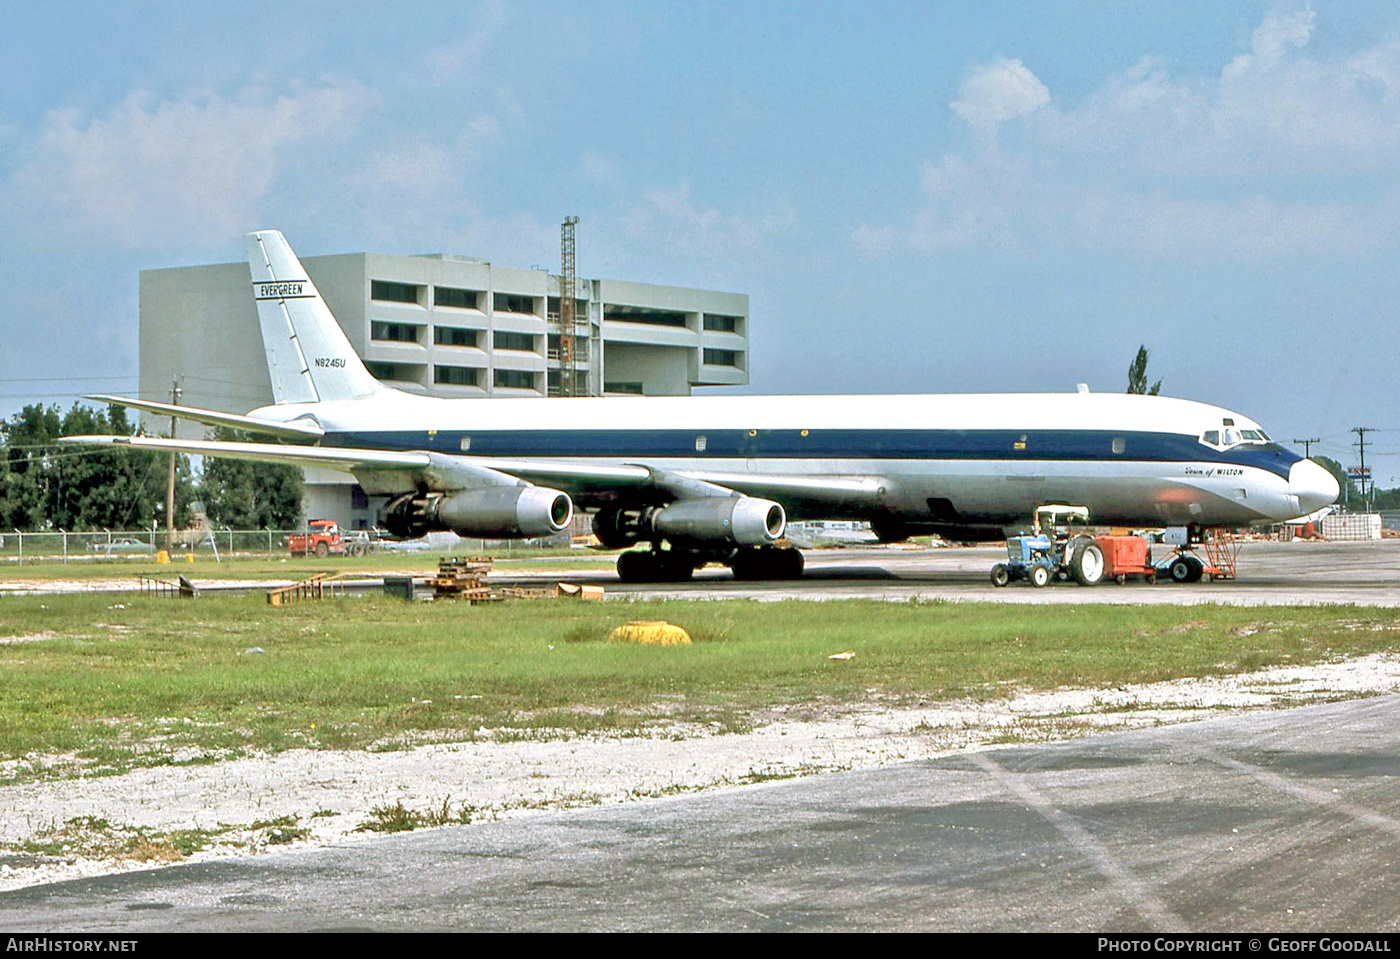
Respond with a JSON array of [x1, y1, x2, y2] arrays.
[[614, 544, 806, 584]]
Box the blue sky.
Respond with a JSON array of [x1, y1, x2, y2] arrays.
[[1, 1, 1397, 484]]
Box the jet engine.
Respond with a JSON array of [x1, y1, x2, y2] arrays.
[[384, 486, 572, 539], [592, 496, 786, 549]]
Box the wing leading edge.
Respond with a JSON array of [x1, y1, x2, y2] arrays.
[[58, 434, 886, 508]]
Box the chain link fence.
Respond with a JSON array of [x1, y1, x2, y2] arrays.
[[0, 527, 572, 564]]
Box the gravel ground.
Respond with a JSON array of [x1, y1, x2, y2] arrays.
[[3, 653, 1399, 893]]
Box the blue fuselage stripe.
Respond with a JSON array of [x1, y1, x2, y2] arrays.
[[324, 429, 1299, 479]]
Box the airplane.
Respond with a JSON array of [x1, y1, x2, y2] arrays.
[[62, 230, 1340, 584]]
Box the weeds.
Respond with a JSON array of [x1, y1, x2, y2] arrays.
[[355, 797, 475, 834]]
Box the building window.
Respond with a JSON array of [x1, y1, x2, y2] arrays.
[[703, 313, 740, 333], [434, 326, 478, 347], [371, 321, 422, 343], [435, 365, 480, 386], [494, 331, 537, 352], [434, 286, 481, 310], [547, 370, 589, 395], [604, 305, 688, 327], [494, 369, 538, 390], [350, 485, 370, 509], [547, 296, 589, 317], [605, 381, 644, 395], [365, 362, 416, 382], [546, 334, 588, 362], [703, 348, 739, 367], [371, 280, 422, 304], [493, 292, 537, 315]]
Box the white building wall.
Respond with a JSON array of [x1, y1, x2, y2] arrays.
[[140, 245, 750, 530]]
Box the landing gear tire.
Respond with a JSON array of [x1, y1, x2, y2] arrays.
[[1168, 555, 1203, 584], [990, 564, 1011, 588], [730, 546, 805, 581], [1029, 565, 1050, 588], [1070, 541, 1105, 586], [616, 549, 695, 584]]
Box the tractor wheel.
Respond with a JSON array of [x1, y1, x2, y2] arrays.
[[1071, 542, 1105, 586], [990, 564, 1010, 587], [1029, 565, 1050, 588]]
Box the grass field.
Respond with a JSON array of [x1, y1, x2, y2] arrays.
[[0, 551, 614, 580], [2, 590, 1397, 785]]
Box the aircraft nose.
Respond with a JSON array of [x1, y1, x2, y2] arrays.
[[1289, 458, 1340, 517]]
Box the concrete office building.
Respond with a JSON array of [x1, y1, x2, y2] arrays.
[[140, 247, 750, 528]]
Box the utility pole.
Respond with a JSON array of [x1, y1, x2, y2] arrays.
[[166, 376, 182, 550], [1352, 426, 1373, 511], [1293, 437, 1320, 459]]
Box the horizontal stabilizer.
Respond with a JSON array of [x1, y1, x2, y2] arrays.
[[83, 395, 324, 440]]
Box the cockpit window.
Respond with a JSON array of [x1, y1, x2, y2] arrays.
[[1199, 425, 1270, 451]]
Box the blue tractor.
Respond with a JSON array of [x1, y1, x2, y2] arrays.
[[990, 505, 1105, 588]]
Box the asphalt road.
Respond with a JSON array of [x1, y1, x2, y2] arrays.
[[542, 539, 1400, 605], [3, 694, 1398, 932]]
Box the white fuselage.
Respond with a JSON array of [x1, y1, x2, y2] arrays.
[[250, 389, 1335, 530]]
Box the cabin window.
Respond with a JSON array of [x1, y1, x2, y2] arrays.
[[1112, 437, 1126, 455], [695, 435, 707, 452], [459, 437, 471, 451]]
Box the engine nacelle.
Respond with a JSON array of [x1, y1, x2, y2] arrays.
[[384, 486, 572, 539], [649, 496, 786, 546]]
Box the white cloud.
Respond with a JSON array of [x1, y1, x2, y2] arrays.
[[6, 82, 369, 247], [950, 57, 1050, 128], [1073, 188, 1376, 260], [622, 182, 781, 260], [863, 9, 1400, 261], [1222, 8, 1316, 82]]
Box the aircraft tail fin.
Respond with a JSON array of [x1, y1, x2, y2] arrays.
[[246, 230, 384, 405]]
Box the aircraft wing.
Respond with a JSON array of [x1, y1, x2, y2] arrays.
[[60, 435, 886, 509], [62, 434, 428, 473], [83, 395, 325, 441]]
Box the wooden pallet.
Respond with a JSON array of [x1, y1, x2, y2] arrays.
[[268, 572, 349, 605]]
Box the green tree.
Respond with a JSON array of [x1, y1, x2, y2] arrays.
[[1127, 345, 1162, 395], [196, 429, 303, 529], [0, 402, 190, 530]]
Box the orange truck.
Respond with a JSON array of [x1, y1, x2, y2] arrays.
[[286, 519, 347, 558]]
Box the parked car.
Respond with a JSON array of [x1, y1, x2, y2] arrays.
[[90, 538, 157, 555]]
